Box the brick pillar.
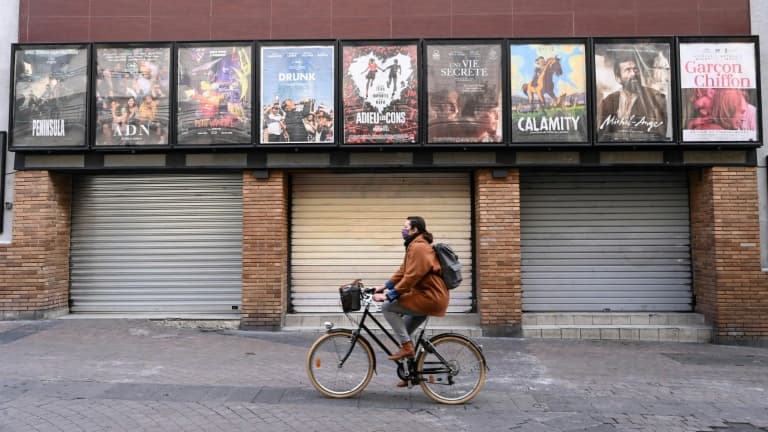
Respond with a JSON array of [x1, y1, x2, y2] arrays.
[[689, 167, 768, 346], [0, 171, 72, 319], [241, 170, 289, 330], [474, 169, 521, 336]]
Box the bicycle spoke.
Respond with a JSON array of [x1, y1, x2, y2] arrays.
[[417, 335, 486, 404], [307, 332, 374, 398]]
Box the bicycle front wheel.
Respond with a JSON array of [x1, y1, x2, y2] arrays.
[[306, 330, 374, 398], [416, 334, 486, 404]]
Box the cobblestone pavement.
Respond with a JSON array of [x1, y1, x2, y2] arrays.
[[1, 319, 767, 431]]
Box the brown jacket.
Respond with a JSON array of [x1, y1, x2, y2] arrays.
[[389, 235, 450, 317]]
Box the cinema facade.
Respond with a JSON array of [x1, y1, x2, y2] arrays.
[[1, 0, 767, 346]]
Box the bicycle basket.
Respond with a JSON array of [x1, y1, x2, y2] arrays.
[[339, 280, 363, 312]]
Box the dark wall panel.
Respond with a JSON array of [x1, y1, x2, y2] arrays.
[[19, 0, 750, 42]]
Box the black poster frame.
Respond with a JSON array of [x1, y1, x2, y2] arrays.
[[677, 35, 762, 148], [507, 37, 592, 148], [339, 39, 421, 148], [423, 38, 508, 148], [256, 40, 339, 149], [0, 131, 5, 232], [9, 43, 91, 151], [173, 40, 255, 149], [591, 36, 678, 147], [91, 41, 174, 150], [4, 36, 764, 156]]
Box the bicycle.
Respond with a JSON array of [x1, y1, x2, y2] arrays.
[[306, 280, 488, 404]]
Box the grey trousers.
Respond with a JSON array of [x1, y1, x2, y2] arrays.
[[381, 300, 427, 344]]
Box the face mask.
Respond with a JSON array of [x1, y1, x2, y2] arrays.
[[401, 227, 411, 239]]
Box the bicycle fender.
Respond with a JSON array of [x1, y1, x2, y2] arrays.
[[327, 328, 378, 374], [429, 332, 489, 371]]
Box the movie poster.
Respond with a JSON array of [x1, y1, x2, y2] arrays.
[[509, 42, 587, 143], [94, 46, 171, 146], [426, 43, 503, 144], [342, 43, 418, 144], [594, 41, 673, 143], [177, 44, 252, 144], [11, 45, 88, 147], [680, 41, 759, 143], [260, 45, 335, 144]]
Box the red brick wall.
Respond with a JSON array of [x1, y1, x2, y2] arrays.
[[689, 169, 717, 323], [690, 167, 768, 345], [241, 170, 289, 329], [0, 171, 72, 319], [19, 0, 749, 42], [475, 169, 521, 335]]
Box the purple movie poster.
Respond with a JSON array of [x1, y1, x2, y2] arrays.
[[177, 44, 252, 144], [95, 46, 171, 146], [342, 43, 418, 144]]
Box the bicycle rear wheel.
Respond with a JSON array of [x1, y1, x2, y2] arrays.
[[416, 334, 486, 404], [306, 330, 374, 398]]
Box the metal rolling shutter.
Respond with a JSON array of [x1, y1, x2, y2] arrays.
[[291, 173, 473, 313], [70, 174, 243, 315], [521, 171, 692, 312]]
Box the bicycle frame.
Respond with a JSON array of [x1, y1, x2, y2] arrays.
[[336, 300, 459, 383]]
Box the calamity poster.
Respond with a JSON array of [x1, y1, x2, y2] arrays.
[[509, 42, 587, 143]]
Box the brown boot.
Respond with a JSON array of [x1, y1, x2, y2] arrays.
[[396, 379, 409, 388], [388, 341, 415, 361]]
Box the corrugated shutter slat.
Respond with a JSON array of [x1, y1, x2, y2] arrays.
[[521, 171, 692, 312], [70, 174, 243, 315], [291, 173, 473, 313]]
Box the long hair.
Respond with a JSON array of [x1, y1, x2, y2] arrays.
[[407, 216, 434, 244], [710, 89, 747, 130]]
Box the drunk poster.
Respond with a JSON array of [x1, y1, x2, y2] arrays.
[[680, 41, 759, 143], [260, 45, 335, 144], [594, 41, 673, 143], [94, 46, 171, 146], [11, 45, 88, 147], [177, 44, 252, 144], [509, 42, 587, 143], [342, 43, 418, 144], [426, 43, 503, 144]]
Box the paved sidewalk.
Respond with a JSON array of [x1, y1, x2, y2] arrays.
[[1, 319, 767, 431]]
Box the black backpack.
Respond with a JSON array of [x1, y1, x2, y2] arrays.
[[433, 243, 462, 290]]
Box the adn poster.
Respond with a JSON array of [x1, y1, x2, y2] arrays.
[[509, 42, 588, 143], [94, 46, 171, 146], [260, 45, 335, 144], [426, 43, 503, 144], [177, 44, 252, 144], [594, 41, 673, 143], [342, 43, 418, 144], [11, 45, 89, 147], [680, 41, 759, 143]]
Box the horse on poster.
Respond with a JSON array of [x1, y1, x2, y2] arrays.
[[521, 56, 563, 111]]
